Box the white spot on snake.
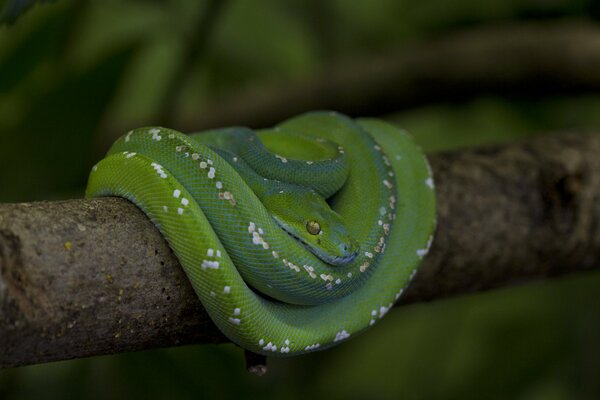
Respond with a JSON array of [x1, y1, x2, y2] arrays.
[[162, 205, 168, 212], [201, 260, 219, 270], [275, 154, 288, 163], [365, 252, 373, 258], [371, 310, 377, 316], [335, 278, 341, 284], [192, 153, 199, 160], [216, 181, 223, 189], [258, 228, 264, 234], [284, 260, 300, 272], [383, 179, 393, 189], [92, 165, 98, 172], [280, 346, 290, 354], [175, 145, 184, 152], [370, 319, 376, 326], [259, 339, 265, 346], [210, 291, 216, 297], [303, 265, 314, 272], [359, 262, 370, 272], [125, 131, 133, 142], [177, 208, 184, 215], [395, 154, 402, 160], [173, 189, 181, 198], [168, 133, 175, 139], [229, 317, 240, 325], [285, 339, 290, 345], [150, 128, 162, 141], [250, 224, 269, 248], [207, 249, 214, 257], [326, 283, 333, 290], [216, 250, 221, 258], [152, 162, 168, 178], [425, 177, 434, 189], [305, 343, 321, 351], [378, 220, 383, 225], [233, 157, 238, 162], [208, 167, 216, 179], [409, 269, 417, 281], [383, 224, 390, 235], [379, 207, 386, 216], [416, 235, 434, 258], [272, 251, 279, 258], [320, 274, 329, 281], [200, 161, 207, 169], [233, 308, 241, 316], [347, 272, 353, 278], [306, 161, 314, 165], [223, 286, 231, 294], [263, 342, 277, 352], [181, 198, 189, 206], [125, 152, 136, 158], [395, 288, 404, 300], [334, 330, 350, 342], [207, 159, 213, 165], [388, 171, 394, 177], [373, 144, 381, 151], [379, 306, 390, 318]]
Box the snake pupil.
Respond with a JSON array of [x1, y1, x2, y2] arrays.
[[306, 220, 321, 235]]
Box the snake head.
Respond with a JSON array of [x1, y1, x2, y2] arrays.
[[266, 187, 359, 266]]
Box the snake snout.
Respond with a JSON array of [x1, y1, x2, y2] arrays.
[[328, 241, 358, 266]]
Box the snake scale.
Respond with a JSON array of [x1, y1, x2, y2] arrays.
[[86, 111, 436, 356]]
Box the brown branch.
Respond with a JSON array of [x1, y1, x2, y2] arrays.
[[2, 132, 600, 369], [170, 20, 600, 131]]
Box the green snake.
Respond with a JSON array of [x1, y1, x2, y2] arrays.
[[86, 111, 436, 356]]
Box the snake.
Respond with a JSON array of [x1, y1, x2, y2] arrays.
[[86, 111, 436, 356]]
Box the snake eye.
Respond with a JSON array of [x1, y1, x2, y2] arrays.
[[306, 220, 321, 235]]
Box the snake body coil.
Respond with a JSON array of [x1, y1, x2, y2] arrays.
[[86, 111, 436, 356]]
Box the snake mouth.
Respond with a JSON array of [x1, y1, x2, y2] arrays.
[[272, 217, 358, 266]]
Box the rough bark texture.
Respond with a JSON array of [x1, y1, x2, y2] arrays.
[[168, 21, 600, 132], [1, 132, 600, 368]]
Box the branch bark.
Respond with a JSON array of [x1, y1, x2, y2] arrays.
[[2, 132, 600, 368], [171, 20, 600, 131]]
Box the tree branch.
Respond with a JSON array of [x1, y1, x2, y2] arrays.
[[1, 132, 600, 368], [172, 20, 600, 131]]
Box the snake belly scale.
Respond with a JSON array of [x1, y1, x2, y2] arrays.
[[86, 111, 436, 356]]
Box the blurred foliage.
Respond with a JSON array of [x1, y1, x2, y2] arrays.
[[0, 0, 54, 24], [0, 1, 599, 399]]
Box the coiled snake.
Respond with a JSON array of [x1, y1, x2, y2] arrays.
[[86, 111, 436, 356]]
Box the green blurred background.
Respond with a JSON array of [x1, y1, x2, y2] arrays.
[[1, 1, 599, 399]]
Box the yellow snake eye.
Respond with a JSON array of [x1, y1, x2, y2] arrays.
[[306, 220, 321, 235]]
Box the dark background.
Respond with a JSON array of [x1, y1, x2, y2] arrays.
[[0, 1, 599, 399]]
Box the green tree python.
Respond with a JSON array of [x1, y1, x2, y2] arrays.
[[86, 111, 436, 356]]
